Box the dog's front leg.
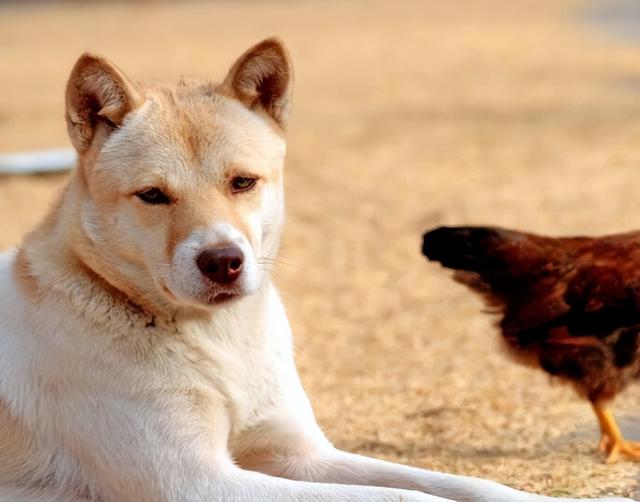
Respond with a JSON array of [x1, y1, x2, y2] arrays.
[[85, 456, 455, 502], [193, 466, 455, 502], [266, 448, 634, 502], [40, 395, 447, 502], [237, 425, 634, 502]]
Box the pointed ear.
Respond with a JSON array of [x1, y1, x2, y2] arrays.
[[221, 38, 293, 129], [65, 53, 144, 154]]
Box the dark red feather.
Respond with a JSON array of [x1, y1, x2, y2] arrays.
[[422, 226, 640, 402]]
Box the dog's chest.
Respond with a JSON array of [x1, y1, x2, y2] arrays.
[[169, 292, 294, 432]]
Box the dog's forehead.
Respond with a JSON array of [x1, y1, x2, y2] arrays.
[[103, 82, 286, 182]]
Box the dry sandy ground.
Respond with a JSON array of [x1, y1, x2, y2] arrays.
[[1, 0, 639, 498]]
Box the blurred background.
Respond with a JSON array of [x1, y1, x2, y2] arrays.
[[1, 0, 639, 497]]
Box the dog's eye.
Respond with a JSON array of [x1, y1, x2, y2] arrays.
[[231, 177, 257, 193], [135, 188, 171, 205]]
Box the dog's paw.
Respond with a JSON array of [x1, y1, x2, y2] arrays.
[[524, 496, 637, 502], [555, 498, 637, 502]]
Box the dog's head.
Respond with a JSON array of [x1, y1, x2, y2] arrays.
[[64, 39, 292, 312]]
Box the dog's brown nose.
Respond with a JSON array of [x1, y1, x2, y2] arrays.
[[196, 245, 244, 285]]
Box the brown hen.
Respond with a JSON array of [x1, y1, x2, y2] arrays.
[[422, 226, 640, 463]]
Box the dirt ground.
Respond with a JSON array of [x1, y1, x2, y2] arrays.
[[1, 0, 639, 498]]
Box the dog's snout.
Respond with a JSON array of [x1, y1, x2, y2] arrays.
[[196, 245, 244, 285]]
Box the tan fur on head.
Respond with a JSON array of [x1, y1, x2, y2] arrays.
[[65, 54, 145, 154], [220, 37, 293, 128], [44, 41, 292, 319]]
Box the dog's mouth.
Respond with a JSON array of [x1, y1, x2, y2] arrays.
[[203, 285, 250, 305], [160, 281, 244, 308], [210, 292, 239, 304]]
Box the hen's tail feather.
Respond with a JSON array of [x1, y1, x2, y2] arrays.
[[422, 226, 516, 272]]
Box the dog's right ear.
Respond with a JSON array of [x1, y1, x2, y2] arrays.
[[220, 38, 293, 129], [65, 54, 144, 154]]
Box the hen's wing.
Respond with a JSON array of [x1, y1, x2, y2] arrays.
[[422, 226, 640, 360]]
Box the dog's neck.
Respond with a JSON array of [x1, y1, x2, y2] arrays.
[[20, 174, 269, 334]]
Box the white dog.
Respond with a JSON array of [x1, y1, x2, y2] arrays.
[[0, 38, 633, 502]]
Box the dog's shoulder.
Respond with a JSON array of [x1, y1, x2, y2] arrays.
[[0, 248, 26, 324]]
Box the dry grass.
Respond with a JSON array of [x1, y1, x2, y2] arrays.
[[0, 0, 639, 497]]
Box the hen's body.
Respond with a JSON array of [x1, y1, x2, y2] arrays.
[[422, 226, 640, 462]]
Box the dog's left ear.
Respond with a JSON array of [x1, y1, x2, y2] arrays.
[[221, 38, 293, 129], [65, 54, 145, 154]]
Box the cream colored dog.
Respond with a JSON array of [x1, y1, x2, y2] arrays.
[[0, 39, 633, 502]]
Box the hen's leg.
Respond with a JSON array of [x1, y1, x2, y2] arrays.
[[592, 402, 640, 463]]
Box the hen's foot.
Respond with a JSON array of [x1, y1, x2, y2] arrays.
[[593, 402, 640, 463]]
